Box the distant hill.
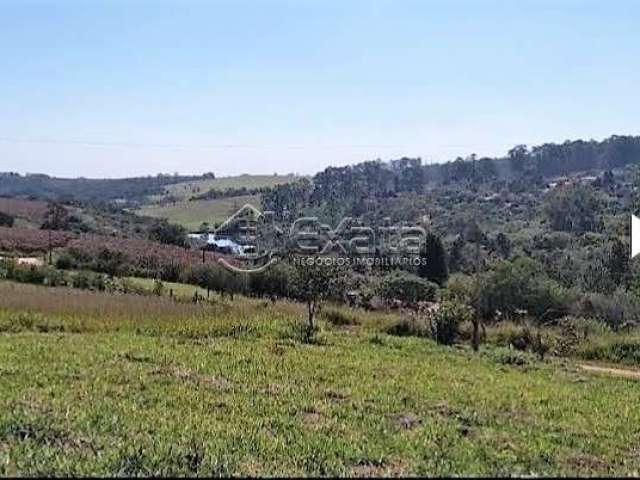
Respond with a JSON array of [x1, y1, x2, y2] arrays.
[[159, 173, 301, 201], [0, 173, 213, 203]]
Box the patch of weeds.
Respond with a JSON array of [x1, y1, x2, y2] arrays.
[[121, 352, 154, 364], [392, 412, 421, 430], [151, 365, 233, 391], [283, 321, 328, 345], [225, 323, 255, 339], [385, 315, 430, 338], [1, 415, 93, 452], [578, 337, 640, 365], [322, 308, 361, 327], [0, 312, 66, 334], [488, 347, 537, 367], [113, 446, 152, 476]]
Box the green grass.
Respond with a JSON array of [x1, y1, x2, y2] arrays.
[[162, 174, 300, 201], [138, 173, 302, 229], [124, 276, 210, 300], [136, 194, 261, 230], [0, 281, 639, 476]]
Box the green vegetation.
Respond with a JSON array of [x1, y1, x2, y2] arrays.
[[136, 174, 300, 230], [2, 136, 640, 475], [163, 174, 300, 201], [1, 280, 639, 476], [136, 194, 261, 230]]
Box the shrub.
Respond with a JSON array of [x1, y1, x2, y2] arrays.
[[378, 271, 437, 307], [149, 220, 187, 247], [43, 268, 66, 287], [71, 271, 107, 291], [442, 274, 474, 303], [11, 264, 48, 285], [55, 253, 75, 270], [489, 347, 536, 367], [430, 301, 473, 346], [578, 336, 640, 365], [581, 290, 640, 331], [476, 258, 573, 322], [249, 262, 293, 298], [152, 279, 165, 296]]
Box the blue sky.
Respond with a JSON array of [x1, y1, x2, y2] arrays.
[[1, 0, 638, 178]]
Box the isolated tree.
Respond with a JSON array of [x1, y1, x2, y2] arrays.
[[291, 258, 348, 339], [419, 233, 449, 286], [430, 301, 473, 346]]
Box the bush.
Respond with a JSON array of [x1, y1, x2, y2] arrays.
[[71, 271, 107, 291], [249, 262, 293, 298], [489, 347, 536, 367], [152, 279, 165, 296], [378, 271, 437, 307], [55, 253, 75, 270], [430, 301, 473, 346], [581, 290, 640, 331], [578, 336, 640, 365], [9, 264, 48, 285], [442, 274, 474, 303], [476, 258, 573, 322], [149, 220, 187, 247], [43, 268, 66, 287]]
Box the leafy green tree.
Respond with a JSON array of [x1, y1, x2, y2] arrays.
[[430, 301, 473, 346], [448, 235, 465, 273], [378, 271, 437, 307], [291, 258, 348, 338], [476, 258, 572, 321], [149, 220, 187, 247], [419, 233, 449, 285], [543, 184, 601, 234], [608, 237, 630, 287]]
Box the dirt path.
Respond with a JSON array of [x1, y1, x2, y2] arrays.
[[579, 364, 640, 380]]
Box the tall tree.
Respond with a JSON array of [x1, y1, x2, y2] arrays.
[[419, 233, 449, 286]]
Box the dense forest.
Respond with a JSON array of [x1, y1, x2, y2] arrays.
[[263, 135, 640, 222]]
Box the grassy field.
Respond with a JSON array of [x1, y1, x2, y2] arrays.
[[1, 281, 639, 476], [137, 173, 301, 229], [162, 174, 300, 202], [136, 194, 261, 231]]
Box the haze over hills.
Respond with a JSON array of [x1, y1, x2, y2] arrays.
[[2, 134, 639, 202]]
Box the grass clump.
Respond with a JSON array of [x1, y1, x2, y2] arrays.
[[321, 307, 361, 327], [488, 347, 537, 367]]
